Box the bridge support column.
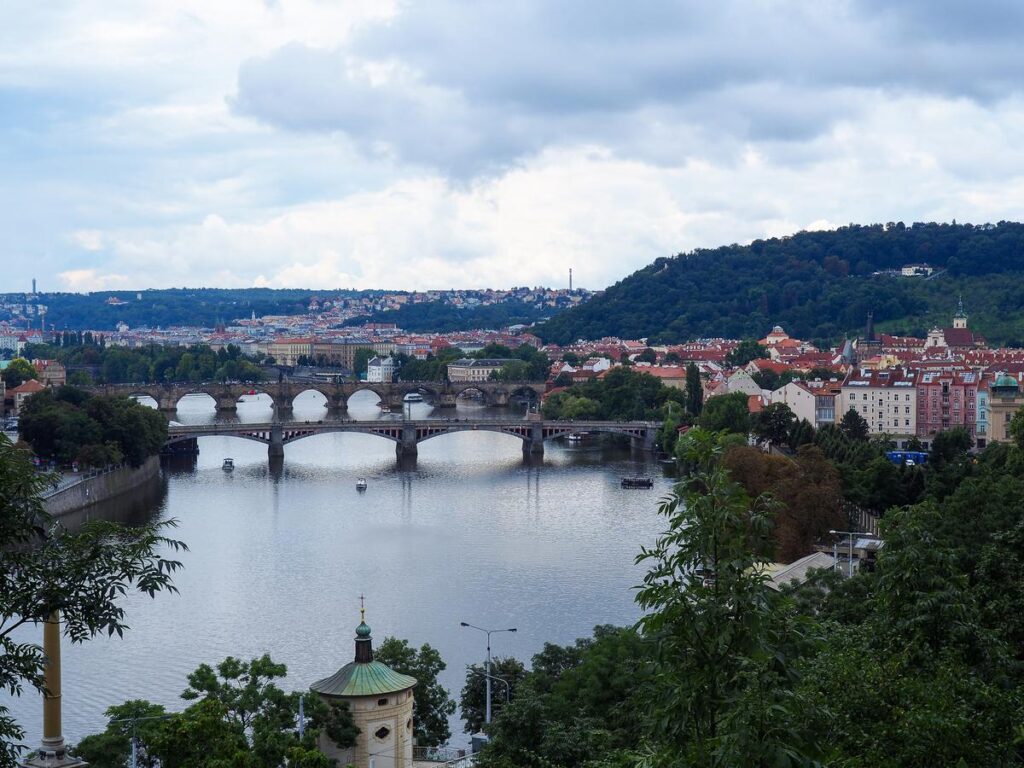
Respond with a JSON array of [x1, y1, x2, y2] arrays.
[[523, 423, 545, 457], [215, 395, 237, 413], [327, 394, 347, 414], [437, 394, 457, 408], [388, 393, 406, 411], [632, 428, 658, 453], [268, 426, 284, 460], [158, 394, 178, 413], [488, 390, 510, 407], [396, 425, 418, 459], [275, 398, 293, 418]]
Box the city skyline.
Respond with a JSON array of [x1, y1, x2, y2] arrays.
[[6, 1, 1024, 293]]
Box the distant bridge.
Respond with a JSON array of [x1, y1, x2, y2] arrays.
[[164, 418, 659, 460], [85, 380, 545, 413]]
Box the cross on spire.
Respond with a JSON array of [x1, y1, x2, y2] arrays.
[[359, 594, 365, 622]]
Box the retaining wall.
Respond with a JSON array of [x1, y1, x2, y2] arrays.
[[43, 456, 161, 518]]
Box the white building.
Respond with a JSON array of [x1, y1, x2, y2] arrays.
[[837, 367, 918, 442], [366, 356, 396, 383], [769, 381, 817, 426]]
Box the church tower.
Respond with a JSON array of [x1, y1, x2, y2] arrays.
[[953, 295, 968, 329], [311, 601, 417, 768]]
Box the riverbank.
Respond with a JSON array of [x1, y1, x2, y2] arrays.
[[42, 456, 162, 518]]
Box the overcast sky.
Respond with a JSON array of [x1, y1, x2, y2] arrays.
[[3, 1, 1024, 293]]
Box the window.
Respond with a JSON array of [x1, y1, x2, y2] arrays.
[[378, 698, 389, 706], [375, 726, 391, 740]]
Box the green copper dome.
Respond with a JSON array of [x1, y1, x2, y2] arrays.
[[355, 621, 371, 638], [994, 374, 1019, 389], [311, 660, 417, 698]]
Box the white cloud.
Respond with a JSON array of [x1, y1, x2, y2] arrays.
[[57, 269, 131, 292], [5, 1, 1024, 293]]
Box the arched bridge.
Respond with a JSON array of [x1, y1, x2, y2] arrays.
[[86, 380, 546, 413], [165, 419, 659, 460]]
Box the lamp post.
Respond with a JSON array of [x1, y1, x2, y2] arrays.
[[829, 529, 874, 577], [460, 622, 516, 725]]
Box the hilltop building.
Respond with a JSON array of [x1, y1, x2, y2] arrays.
[[311, 604, 417, 768]]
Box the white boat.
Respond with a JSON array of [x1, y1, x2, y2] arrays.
[[566, 434, 584, 443], [356, 477, 368, 491], [403, 392, 424, 403], [222, 458, 234, 471]]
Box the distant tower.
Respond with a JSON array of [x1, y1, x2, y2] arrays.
[[32, 278, 36, 294], [953, 295, 968, 329], [865, 312, 875, 343], [569, 268, 573, 292], [311, 599, 417, 768]]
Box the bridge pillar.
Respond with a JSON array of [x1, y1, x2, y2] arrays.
[[268, 426, 284, 460], [388, 393, 406, 411], [326, 393, 347, 414], [396, 425, 418, 459], [158, 393, 178, 413], [631, 428, 658, 453], [437, 393, 457, 408], [215, 395, 237, 412], [275, 397, 294, 418], [523, 423, 545, 456], [488, 390, 510, 407]]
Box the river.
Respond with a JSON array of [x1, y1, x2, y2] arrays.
[[5, 391, 675, 749]]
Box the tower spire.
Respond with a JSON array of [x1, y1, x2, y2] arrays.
[[354, 596, 373, 663]]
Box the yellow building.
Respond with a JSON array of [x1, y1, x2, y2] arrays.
[[985, 374, 1024, 443], [312, 609, 417, 768]]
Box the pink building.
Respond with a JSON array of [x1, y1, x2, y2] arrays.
[[915, 369, 980, 439]]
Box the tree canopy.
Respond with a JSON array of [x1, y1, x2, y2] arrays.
[[0, 434, 185, 765], [537, 221, 1024, 345]]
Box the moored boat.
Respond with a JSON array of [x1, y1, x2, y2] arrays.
[[222, 458, 234, 471], [356, 477, 368, 491], [620, 476, 653, 488]]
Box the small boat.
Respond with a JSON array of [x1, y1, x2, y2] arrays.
[[620, 476, 653, 489], [379, 405, 391, 413], [356, 477, 368, 491], [222, 458, 235, 471], [566, 434, 584, 443], [403, 392, 424, 403]]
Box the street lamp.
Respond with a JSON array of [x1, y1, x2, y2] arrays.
[[829, 529, 874, 577], [460, 622, 517, 725]]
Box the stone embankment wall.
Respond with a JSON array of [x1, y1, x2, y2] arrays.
[[43, 456, 161, 518]]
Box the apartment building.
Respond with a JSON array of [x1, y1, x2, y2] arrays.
[[838, 367, 918, 443], [915, 369, 980, 440]]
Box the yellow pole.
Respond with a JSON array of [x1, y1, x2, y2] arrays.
[[22, 610, 86, 766], [41, 611, 62, 746]]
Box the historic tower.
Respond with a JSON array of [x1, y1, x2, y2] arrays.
[[311, 602, 417, 768], [953, 295, 968, 329]]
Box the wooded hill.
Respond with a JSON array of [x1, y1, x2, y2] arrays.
[[537, 221, 1024, 346]]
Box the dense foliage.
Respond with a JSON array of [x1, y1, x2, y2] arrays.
[[475, 428, 1024, 766], [0, 434, 185, 766], [19, 387, 168, 467], [6, 289, 320, 330], [374, 636, 456, 747], [24, 340, 265, 385], [542, 367, 685, 420], [0, 358, 37, 388], [75, 654, 354, 768], [538, 221, 1024, 345]]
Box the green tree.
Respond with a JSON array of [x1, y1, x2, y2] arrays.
[[697, 392, 750, 435], [636, 429, 823, 766], [685, 362, 703, 416], [375, 637, 456, 747], [0, 434, 185, 764], [839, 407, 870, 441], [636, 347, 657, 364], [1010, 407, 1024, 450], [460, 657, 527, 734], [1, 358, 37, 388], [352, 347, 375, 378], [753, 402, 796, 444], [725, 340, 769, 367]]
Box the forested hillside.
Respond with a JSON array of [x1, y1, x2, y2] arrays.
[[538, 222, 1024, 346]]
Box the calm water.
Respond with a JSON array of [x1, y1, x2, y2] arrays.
[[6, 391, 673, 748]]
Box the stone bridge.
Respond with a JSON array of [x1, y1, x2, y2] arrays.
[[87, 380, 546, 414], [165, 418, 659, 460]]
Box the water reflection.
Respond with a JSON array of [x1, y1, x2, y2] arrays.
[[7, 420, 673, 750]]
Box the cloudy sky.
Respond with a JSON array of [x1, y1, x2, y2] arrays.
[[3, 1, 1024, 293]]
